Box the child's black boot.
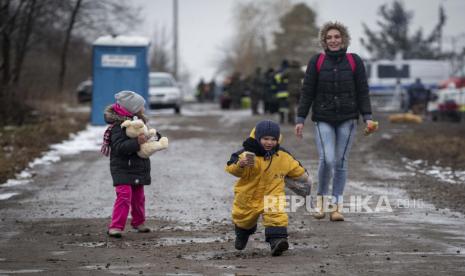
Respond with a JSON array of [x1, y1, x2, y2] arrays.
[[265, 226, 289, 256], [234, 225, 257, 250], [269, 238, 289, 256]]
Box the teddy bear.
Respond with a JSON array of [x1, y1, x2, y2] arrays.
[[121, 117, 168, 158]]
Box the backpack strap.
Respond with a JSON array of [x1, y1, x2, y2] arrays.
[[316, 53, 325, 73], [346, 53, 356, 72], [316, 52, 356, 73]]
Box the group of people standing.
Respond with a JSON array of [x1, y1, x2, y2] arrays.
[[196, 79, 218, 102], [218, 60, 306, 125]]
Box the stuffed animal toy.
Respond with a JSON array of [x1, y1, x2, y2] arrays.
[[121, 117, 168, 158]]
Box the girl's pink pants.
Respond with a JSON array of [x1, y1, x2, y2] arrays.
[[109, 185, 145, 230]]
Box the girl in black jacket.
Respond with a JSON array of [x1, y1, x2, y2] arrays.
[[295, 22, 377, 221], [102, 90, 152, 238]]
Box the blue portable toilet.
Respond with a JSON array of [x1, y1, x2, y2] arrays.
[[91, 35, 150, 125]]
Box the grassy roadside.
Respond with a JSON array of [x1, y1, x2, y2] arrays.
[[381, 120, 465, 170], [375, 117, 465, 213], [0, 110, 89, 184]]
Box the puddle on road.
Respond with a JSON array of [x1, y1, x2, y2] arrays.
[[156, 236, 231, 246], [68, 241, 112, 248], [183, 249, 269, 261], [68, 236, 233, 249], [50, 251, 70, 256], [82, 263, 203, 275], [181, 240, 315, 261], [0, 269, 45, 274]]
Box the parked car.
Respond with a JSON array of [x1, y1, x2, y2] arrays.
[[76, 79, 92, 103], [429, 78, 465, 122], [148, 72, 182, 113]]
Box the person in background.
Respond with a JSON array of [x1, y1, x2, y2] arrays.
[[283, 60, 305, 124], [274, 59, 290, 123], [407, 78, 430, 115], [250, 67, 264, 115], [263, 68, 276, 114], [196, 79, 206, 102], [229, 72, 243, 109]]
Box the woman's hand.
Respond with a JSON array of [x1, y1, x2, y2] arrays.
[[295, 123, 304, 139]]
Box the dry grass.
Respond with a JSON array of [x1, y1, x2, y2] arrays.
[[383, 120, 465, 170], [0, 111, 89, 184]]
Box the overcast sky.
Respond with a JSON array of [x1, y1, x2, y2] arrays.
[[128, 0, 465, 85]]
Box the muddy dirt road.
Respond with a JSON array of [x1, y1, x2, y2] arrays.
[[1, 103, 464, 275]]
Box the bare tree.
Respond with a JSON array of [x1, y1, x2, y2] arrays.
[[0, 0, 142, 125], [11, 0, 36, 84], [149, 25, 172, 73], [216, 0, 292, 77], [57, 0, 82, 93]]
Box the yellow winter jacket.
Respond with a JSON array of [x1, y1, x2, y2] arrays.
[[225, 129, 306, 229]]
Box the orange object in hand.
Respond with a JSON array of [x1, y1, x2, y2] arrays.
[[364, 120, 379, 136]]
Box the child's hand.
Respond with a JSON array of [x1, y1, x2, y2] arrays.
[[238, 153, 255, 168], [137, 133, 147, 144], [364, 120, 379, 136], [238, 157, 249, 168]]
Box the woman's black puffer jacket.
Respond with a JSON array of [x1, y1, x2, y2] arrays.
[[297, 49, 372, 124]]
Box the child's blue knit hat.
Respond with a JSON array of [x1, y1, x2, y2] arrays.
[[255, 120, 280, 141]]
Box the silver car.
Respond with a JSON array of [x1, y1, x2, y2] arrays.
[[148, 72, 182, 113]]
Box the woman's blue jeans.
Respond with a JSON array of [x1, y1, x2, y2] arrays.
[[314, 119, 357, 203]]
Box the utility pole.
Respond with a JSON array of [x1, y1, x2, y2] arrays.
[[173, 0, 178, 79]]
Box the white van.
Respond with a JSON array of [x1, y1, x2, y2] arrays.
[[365, 59, 452, 110], [367, 59, 451, 93]]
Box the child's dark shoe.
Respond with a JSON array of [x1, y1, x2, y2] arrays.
[[133, 224, 151, 233], [270, 238, 289, 256], [107, 228, 122, 238], [234, 233, 250, 250], [234, 225, 256, 250]]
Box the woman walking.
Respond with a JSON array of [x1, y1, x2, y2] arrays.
[[295, 21, 377, 221]]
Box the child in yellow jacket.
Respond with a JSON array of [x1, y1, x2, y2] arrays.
[[225, 120, 311, 256]]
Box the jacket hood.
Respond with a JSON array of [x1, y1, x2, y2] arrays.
[[103, 105, 148, 124], [319, 21, 351, 50]]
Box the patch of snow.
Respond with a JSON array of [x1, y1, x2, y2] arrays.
[[403, 158, 465, 185], [1, 179, 31, 187], [0, 192, 19, 200]]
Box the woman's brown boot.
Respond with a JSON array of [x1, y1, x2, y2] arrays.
[[313, 195, 326, 219], [330, 203, 344, 221]]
